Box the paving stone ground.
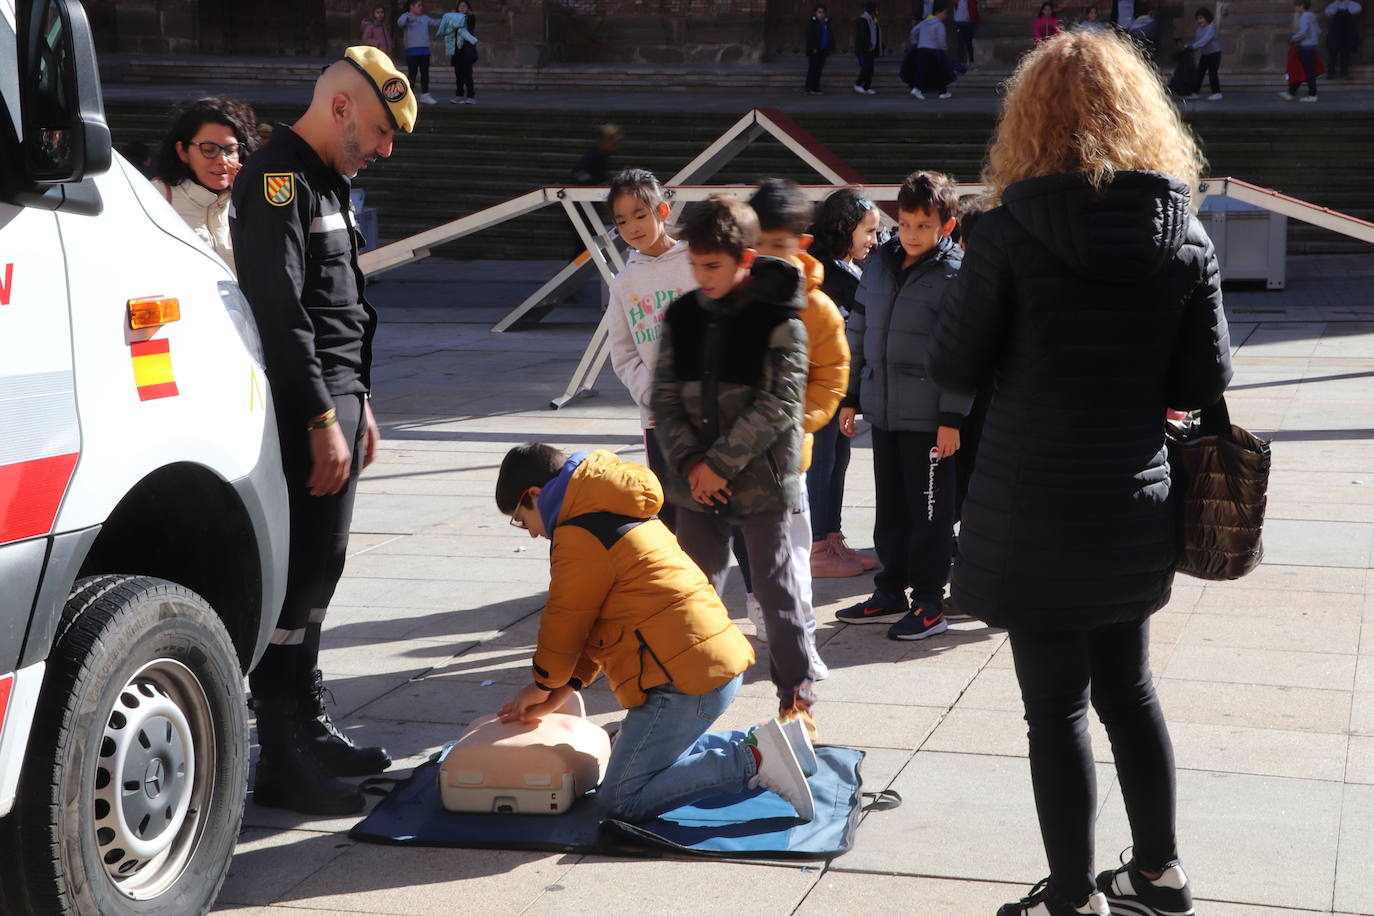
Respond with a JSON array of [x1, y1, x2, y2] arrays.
[[216, 252, 1374, 915]]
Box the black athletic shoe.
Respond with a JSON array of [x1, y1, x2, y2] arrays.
[[1096, 856, 1195, 916], [887, 604, 949, 640], [998, 878, 1109, 915], [836, 591, 908, 625]]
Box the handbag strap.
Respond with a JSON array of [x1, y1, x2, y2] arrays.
[[1196, 395, 1231, 437]]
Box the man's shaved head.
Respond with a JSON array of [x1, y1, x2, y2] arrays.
[[293, 60, 396, 178]]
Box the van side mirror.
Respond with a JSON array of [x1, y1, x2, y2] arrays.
[[17, 0, 111, 183]]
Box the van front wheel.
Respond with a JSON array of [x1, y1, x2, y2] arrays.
[[4, 576, 247, 915]]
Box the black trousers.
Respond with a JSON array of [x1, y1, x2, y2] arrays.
[[954, 21, 977, 63], [805, 50, 829, 91], [274, 393, 366, 643], [1193, 51, 1221, 94], [871, 426, 955, 604], [1009, 618, 1180, 904], [451, 52, 475, 97], [406, 51, 430, 93], [1290, 47, 1318, 96], [1329, 43, 1353, 77], [855, 52, 875, 89]]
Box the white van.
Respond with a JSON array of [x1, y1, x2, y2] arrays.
[[0, 1, 290, 913]]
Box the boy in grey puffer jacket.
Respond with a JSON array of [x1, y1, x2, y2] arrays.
[[836, 171, 971, 641]]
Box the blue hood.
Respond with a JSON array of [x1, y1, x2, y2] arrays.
[[537, 451, 589, 534]]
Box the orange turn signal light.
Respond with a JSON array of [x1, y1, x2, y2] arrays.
[[128, 296, 181, 330]]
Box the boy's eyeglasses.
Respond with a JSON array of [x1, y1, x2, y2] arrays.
[[509, 487, 537, 529], [190, 141, 240, 161]]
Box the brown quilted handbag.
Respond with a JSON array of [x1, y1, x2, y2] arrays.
[[1166, 397, 1272, 580]]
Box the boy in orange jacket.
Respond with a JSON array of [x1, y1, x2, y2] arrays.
[[496, 444, 816, 822]]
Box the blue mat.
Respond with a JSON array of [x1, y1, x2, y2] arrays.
[[350, 739, 875, 860]]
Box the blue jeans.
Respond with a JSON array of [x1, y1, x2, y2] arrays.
[[599, 675, 753, 822], [806, 411, 852, 542]]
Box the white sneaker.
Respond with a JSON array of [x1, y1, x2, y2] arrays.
[[1208, 92, 1224, 100], [462, 97, 477, 104], [778, 716, 818, 777], [749, 719, 815, 820], [853, 84, 867, 95], [745, 594, 766, 643], [420, 92, 438, 104], [1183, 93, 1200, 100], [449, 96, 463, 103], [910, 87, 925, 98], [938, 91, 953, 99], [1300, 95, 1319, 102], [1278, 90, 1296, 100], [864, 88, 877, 95], [806, 638, 830, 681]]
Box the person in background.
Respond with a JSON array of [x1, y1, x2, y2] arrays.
[[1185, 7, 1223, 100], [910, 1, 956, 99], [1127, 3, 1160, 54], [1283, 0, 1323, 100], [806, 189, 882, 579], [361, 5, 392, 55], [570, 123, 623, 187], [1035, 2, 1063, 42], [439, 0, 480, 104], [854, 2, 881, 95], [1079, 5, 1109, 30], [954, 0, 981, 65], [805, 4, 834, 95], [928, 28, 1230, 916], [398, 1, 439, 104], [1111, 0, 1136, 29], [1325, 0, 1361, 79], [151, 97, 259, 273]]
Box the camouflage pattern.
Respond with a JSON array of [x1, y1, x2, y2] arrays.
[[650, 257, 809, 519]]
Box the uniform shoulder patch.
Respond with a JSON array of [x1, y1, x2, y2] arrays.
[[264, 172, 296, 207]]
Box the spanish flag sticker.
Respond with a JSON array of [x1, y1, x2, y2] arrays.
[[131, 338, 179, 401], [264, 172, 295, 207]]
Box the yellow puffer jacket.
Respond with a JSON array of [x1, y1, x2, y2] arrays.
[[531, 450, 754, 708], [793, 252, 850, 472]]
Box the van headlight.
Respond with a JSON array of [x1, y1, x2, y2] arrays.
[[217, 281, 265, 368]]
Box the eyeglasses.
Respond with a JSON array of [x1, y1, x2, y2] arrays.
[[508, 487, 537, 529], [190, 140, 240, 161]]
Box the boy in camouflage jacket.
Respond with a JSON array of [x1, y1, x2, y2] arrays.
[[651, 194, 819, 732]]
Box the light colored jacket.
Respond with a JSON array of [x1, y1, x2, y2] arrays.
[[532, 450, 754, 708], [609, 240, 694, 428], [1293, 9, 1321, 46], [152, 177, 234, 273], [360, 19, 392, 53], [917, 15, 947, 49], [397, 11, 437, 51], [1326, 1, 1363, 14], [1191, 21, 1220, 54], [438, 12, 477, 57]]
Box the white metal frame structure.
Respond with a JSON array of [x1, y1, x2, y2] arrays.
[[356, 112, 1374, 409]]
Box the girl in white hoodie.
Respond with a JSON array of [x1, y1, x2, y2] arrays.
[[607, 168, 694, 529]]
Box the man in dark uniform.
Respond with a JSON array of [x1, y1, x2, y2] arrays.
[[231, 46, 416, 815]]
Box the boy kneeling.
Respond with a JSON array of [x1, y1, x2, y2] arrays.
[[496, 444, 815, 821]]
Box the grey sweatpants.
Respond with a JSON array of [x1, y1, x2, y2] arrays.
[[675, 508, 815, 704]]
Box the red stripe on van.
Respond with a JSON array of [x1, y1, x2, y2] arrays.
[[129, 338, 171, 358], [0, 453, 79, 544]]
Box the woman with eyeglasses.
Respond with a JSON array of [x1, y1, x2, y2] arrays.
[[151, 97, 260, 273]]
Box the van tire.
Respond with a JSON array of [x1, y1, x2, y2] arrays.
[[2, 576, 247, 915]]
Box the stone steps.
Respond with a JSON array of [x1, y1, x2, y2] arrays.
[[105, 99, 1373, 258]]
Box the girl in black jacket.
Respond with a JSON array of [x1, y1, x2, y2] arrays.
[[929, 29, 1230, 916]]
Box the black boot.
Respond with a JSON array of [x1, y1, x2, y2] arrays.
[[250, 645, 365, 816], [300, 667, 391, 777]]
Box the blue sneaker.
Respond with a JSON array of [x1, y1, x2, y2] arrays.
[[887, 604, 949, 641], [836, 591, 908, 625]]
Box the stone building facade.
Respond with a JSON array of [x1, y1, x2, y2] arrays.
[[86, 0, 1367, 72]]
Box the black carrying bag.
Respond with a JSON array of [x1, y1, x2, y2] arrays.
[[1166, 396, 1272, 580]]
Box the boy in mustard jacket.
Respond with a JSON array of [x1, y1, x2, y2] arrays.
[[496, 444, 816, 822]]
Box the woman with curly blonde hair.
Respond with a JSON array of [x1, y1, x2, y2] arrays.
[[929, 29, 1230, 916]]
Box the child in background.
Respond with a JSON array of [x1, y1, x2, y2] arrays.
[[836, 171, 970, 641], [1035, 2, 1063, 41], [749, 178, 852, 679], [1284, 0, 1322, 101], [942, 193, 993, 622], [606, 168, 694, 531], [1185, 6, 1223, 100], [397, 1, 439, 104], [439, 1, 479, 104], [495, 443, 815, 823], [807, 189, 882, 578], [651, 195, 818, 734], [361, 6, 392, 55], [910, 1, 956, 99]]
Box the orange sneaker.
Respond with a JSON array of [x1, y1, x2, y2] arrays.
[[829, 532, 879, 571], [811, 540, 863, 578]]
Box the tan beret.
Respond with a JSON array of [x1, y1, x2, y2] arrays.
[[343, 45, 417, 133]]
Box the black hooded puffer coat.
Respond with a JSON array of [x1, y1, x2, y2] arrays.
[[928, 171, 1233, 631]]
